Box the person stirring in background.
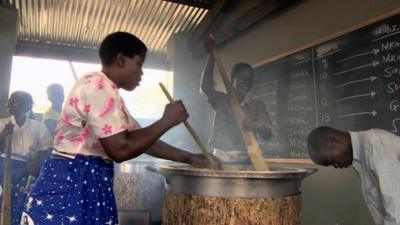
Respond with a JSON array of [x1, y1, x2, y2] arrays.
[[22, 32, 218, 225], [200, 38, 273, 164], [0, 91, 51, 225]]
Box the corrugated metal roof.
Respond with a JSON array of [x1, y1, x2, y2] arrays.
[[1, 0, 213, 57]]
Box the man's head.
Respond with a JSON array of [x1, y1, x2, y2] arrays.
[[6, 91, 33, 117], [47, 83, 64, 107], [231, 63, 254, 100], [307, 126, 353, 169], [99, 32, 147, 91]]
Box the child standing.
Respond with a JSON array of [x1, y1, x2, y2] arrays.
[[0, 91, 51, 224]]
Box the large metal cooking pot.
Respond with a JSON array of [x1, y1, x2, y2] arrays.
[[147, 165, 317, 198]]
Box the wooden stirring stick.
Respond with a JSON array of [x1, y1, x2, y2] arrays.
[[208, 35, 269, 171], [1, 135, 12, 225], [159, 83, 221, 170]]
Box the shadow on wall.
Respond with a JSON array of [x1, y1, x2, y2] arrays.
[[281, 163, 374, 225]]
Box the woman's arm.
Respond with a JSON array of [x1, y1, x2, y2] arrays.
[[100, 101, 188, 163]]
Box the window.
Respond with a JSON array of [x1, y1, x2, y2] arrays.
[[10, 56, 173, 120]]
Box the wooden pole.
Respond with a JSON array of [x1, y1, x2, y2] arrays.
[[159, 83, 221, 170], [68, 61, 78, 81], [1, 135, 12, 225], [209, 35, 269, 171]]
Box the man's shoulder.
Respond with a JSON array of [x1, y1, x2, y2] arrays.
[[356, 129, 400, 153], [0, 117, 10, 122], [42, 109, 60, 122], [28, 118, 48, 130], [367, 129, 395, 138], [0, 117, 10, 126], [42, 109, 52, 118], [353, 129, 382, 142]]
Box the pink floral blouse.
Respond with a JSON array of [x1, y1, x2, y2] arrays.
[[53, 72, 140, 159]]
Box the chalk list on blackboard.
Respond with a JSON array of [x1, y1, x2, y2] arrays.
[[285, 50, 316, 158], [251, 49, 316, 158], [252, 11, 400, 159], [315, 16, 400, 133], [251, 60, 284, 157]]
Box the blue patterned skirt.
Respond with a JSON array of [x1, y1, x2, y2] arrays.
[[21, 155, 118, 225], [0, 158, 28, 225]]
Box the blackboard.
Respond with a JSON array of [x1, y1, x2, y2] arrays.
[[252, 9, 400, 160]]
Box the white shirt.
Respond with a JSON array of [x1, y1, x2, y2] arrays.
[[53, 72, 140, 159], [350, 129, 400, 225], [0, 116, 51, 160]]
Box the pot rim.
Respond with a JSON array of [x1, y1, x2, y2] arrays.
[[159, 165, 310, 179]]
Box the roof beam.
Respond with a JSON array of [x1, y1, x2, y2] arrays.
[[214, 0, 293, 45], [15, 40, 170, 70], [186, 0, 228, 56], [187, 0, 292, 57], [213, 0, 292, 45], [0, 0, 13, 8], [189, 0, 228, 44], [161, 0, 216, 9]]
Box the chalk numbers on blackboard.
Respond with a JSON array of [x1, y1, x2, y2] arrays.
[[321, 97, 329, 107], [321, 112, 331, 124], [322, 59, 328, 69], [390, 99, 400, 133], [319, 58, 331, 124], [320, 72, 328, 80]]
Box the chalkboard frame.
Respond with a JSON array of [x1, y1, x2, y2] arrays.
[[255, 7, 400, 164]]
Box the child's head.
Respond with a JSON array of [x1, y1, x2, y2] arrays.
[[231, 63, 254, 98], [47, 83, 64, 106], [99, 32, 147, 91]]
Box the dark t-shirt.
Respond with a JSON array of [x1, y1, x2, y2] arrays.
[[206, 91, 272, 151]]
